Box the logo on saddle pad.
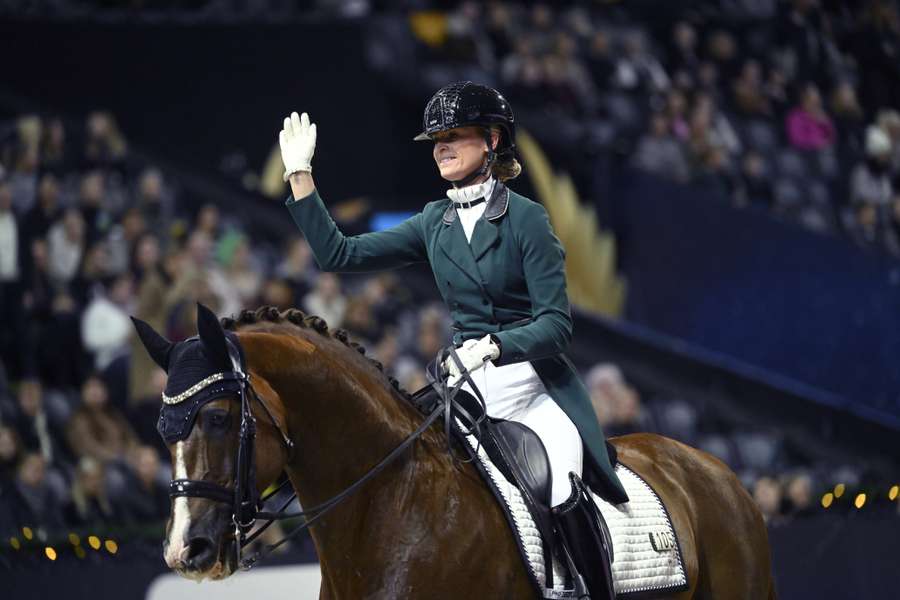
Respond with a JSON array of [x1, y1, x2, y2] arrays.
[[649, 530, 676, 553]]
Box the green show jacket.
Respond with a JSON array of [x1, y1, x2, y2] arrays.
[[286, 182, 628, 504]]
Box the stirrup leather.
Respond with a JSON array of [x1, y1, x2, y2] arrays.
[[552, 473, 615, 600]]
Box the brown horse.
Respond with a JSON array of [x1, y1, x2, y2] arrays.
[[137, 306, 775, 599]]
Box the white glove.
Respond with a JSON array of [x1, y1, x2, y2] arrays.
[[443, 335, 500, 383], [279, 111, 317, 182]]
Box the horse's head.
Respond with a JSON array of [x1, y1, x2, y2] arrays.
[[132, 303, 290, 581]]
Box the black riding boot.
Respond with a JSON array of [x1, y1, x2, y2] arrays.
[[552, 473, 615, 600]]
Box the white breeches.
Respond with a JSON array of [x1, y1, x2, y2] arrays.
[[461, 360, 583, 507]]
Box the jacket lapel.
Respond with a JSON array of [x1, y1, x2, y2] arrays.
[[437, 182, 510, 289], [437, 216, 484, 291]]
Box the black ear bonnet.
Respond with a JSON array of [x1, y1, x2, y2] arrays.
[[156, 331, 246, 444]]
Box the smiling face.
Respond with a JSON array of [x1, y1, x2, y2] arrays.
[[432, 126, 498, 183]]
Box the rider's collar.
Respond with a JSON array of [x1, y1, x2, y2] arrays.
[[447, 177, 495, 208], [443, 180, 509, 225]]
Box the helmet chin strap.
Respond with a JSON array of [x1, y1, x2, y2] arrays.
[[450, 131, 496, 188]]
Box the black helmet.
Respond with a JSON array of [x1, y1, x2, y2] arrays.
[[414, 81, 516, 156]]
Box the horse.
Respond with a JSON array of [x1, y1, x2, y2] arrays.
[[133, 305, 776, 599]]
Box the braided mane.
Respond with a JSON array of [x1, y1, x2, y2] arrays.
[[221, 306, 411, 399]]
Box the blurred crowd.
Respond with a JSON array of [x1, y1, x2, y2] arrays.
[[0, 103, 840, 550], [380, 0, 900, 257]]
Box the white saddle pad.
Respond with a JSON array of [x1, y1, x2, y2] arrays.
[[459, 423, 689, 598]]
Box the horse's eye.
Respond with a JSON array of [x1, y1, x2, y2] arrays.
[[203, 409, 230, 432]]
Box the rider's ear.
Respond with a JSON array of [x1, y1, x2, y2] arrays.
[[196, 303, 233, 372], [131, 316, 173, 372]]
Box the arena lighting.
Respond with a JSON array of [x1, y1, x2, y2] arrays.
[[87, 535, 101, 550], [821, 492, 834, 508], [74, 546, 86, 559], [45, 547, 57, 561], [9, 537, 20, 550], [22, 526, 33, 540], [833, 483, 846, 498], [68, 533, 80, 546], [889, 485, 899, 501], [104, 540, 118, 554], [854, 493, 867, 509]]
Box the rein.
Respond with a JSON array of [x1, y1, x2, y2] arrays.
[[170, 341, 489, 571]]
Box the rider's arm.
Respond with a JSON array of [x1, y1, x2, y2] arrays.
[[286, 187, 426, 272]]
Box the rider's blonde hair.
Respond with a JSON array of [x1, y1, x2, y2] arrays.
[[489, 125, 521, 182]]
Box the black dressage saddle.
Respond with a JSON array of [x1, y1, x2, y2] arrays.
[[411, 383, 617, 592]]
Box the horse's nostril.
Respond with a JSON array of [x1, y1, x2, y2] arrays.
[[185, 536, 215, 570]]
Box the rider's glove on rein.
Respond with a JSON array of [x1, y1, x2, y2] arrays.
[[443, 334, 501, 384]]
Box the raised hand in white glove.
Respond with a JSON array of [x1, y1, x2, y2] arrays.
[[279, 111, 317, 182], [443, 335, 501, 383]]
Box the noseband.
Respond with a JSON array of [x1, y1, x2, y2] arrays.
[[164, 338, 486, 571]]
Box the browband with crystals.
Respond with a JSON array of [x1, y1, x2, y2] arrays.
[[162, 372, 231, 405]]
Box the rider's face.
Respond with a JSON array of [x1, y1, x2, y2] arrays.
[[432, 126, 489, 183]]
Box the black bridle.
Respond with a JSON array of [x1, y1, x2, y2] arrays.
[[167, 341, 487, 571]]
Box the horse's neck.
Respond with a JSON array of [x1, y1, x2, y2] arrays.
[[251, 331, 426, 508]]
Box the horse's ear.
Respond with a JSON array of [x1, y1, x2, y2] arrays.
[[131, 317, 173, 372], [196, 303, 232, 371]]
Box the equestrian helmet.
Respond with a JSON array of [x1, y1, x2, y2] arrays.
[[414, 81, 516, 155]]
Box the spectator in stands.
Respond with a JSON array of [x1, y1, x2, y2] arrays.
[[136, 168, 173, 237], [752, 475, 783, 523], [303, 272, 346, 328], [785, 83, 836, 151], [732, 59, 772, 118], [128, 232, 168, 403], [734, 150, 775, 208], [849, 126, 899, 254], [342, 296, 379, 345], [63, 456, 118, 528], [666, 21, 700, 76], [776, 0, 833, 84], [195, 203, 221, 243], [10, 380, 65, 466], [830, 81, 866, 155], [631, 112, 690, 183], [8, 452, 65, 533], [851, 125, 894, 208], [40, 116, 69, 174], [260, 277, 295, 311], [0, 425, 23, 482], [276, 236, 317, 300], [586, 363, 649, 436], [120, 445, 169, 524], [586, 30, 615, 90], [47, 207, 85, 285], [876, 109, 900, 176], [81, 273, 134, 371], [614, 30, 670, 95], [783, 471, 815, 518], [8, 137, 40, 215], [83, 111, 127, 170], [664, 89, 690, 141], [706, 29, 741, 84], [77, 171, 109, 245], [65, 375, 138, 467], [19, 173, 60, 260], [0, 181, 22, 372], [218, 232, 262, 309]]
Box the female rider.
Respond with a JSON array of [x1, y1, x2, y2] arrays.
[[279, 82, 626, 597]]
